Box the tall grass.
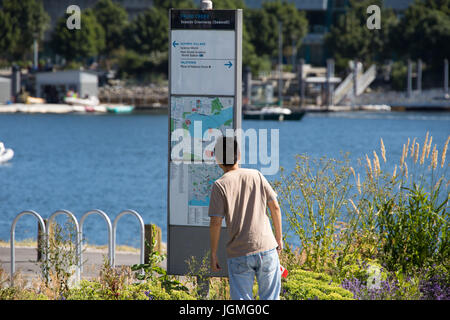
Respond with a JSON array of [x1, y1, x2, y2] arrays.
[[274, 133, 449, 280]]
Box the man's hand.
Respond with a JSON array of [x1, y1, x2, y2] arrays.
[[211, 253, 221, 272], [276, 238, 283, 255]]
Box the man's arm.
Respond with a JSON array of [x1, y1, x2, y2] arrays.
[[268, 199, 283, 253], [209, 216, 223, 272]]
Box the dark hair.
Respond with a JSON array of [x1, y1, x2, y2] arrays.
[[214, 135, 239, 166]]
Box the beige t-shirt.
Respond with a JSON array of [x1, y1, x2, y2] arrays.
[[208, 168, 278, 258]]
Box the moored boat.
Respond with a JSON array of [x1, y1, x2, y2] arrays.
[[0, 142, 14, 163], [243, 106, 305, 121], [106, 105, 135, 114]]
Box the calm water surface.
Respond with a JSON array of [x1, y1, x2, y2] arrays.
[[0, 111, 449, 247]]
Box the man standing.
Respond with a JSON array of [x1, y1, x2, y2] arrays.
[[208, 136, 283, 300]]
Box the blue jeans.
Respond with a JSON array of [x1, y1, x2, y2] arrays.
[[227, 248, 281, 300]]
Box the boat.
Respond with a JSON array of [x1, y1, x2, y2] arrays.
[[360, 104, 391, 112], [64, 96, 100, 107], [0, 142, 14, 163], [106, 105, 135, 114], [243, 106, 305, 121]]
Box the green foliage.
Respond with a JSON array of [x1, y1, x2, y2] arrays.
[[51, 9, 105, 63], [38, 220, 81, 299], [325, 0, 398, 73], [0, 0, 50, 61], [274, 154, 354, 273], [66, 279, 195, 300], [276, 133, 449, 297], [131, 225, 189, 294], [92, 0, 128, 55], [392, 0, 450, 69], [245, 1, 308, 59], [125, 7, 168, 56], [0, 10, 13, 60], [390, 60, 408, 91], [282, 269, 354, 300], [0, 287, 49, 300], [376, 183, 449, 275]]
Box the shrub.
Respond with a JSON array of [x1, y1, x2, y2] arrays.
[[66, 279, 195, 300], [282, 269, 354, 300]]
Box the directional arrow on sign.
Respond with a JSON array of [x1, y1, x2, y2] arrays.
[[224, 61, 232, 68], [172, 41, 179, 48]]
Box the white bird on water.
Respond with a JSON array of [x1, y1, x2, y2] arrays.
[[0, 142, 14, 163]]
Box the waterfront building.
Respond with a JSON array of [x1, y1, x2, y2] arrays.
[[35, 70, 98, 103], [0, 77, 11, 104]]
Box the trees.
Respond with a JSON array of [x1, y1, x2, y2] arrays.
[[51, 9, 105, 64], [392, 0, 450, 70], [0, 10, 13, 62], [0, 0, 49, 61], [258, 1, 308, 59], [92, 0, 128, 56], [125, 7, 168, 56], [324, 0, 398, 73]]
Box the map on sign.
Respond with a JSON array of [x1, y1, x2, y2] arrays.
[[171, 96, 234, 161], [169, 162, 224, 226], [169, 96, 233, 226], [188, 163, 223, 225]]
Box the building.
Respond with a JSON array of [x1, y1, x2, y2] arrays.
[[35, 70, 98, 103], [0, 77, 11, 104]]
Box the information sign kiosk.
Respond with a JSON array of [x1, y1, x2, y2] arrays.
[[167, 9, 242, 276]]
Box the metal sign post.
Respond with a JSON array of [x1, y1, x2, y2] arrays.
[[167, 8, 242, 276]]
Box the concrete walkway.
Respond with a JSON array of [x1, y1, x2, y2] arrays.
[[0, 245, 166, 282]]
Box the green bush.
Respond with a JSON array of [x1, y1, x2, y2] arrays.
[[0, 287, 49, 300], [66, 279, 195, 300], [282, 269, 354, 300]]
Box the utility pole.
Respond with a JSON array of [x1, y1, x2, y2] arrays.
[[298, 58, 305, 108], [407, 59, 412, 98], [417, 59, 422, 93], [445, 58, 449, 97], [326, 58, 335, 108]]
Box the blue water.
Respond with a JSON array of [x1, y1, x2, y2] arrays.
[[0, 111, 449, 248]]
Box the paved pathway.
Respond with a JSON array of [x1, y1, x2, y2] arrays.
[[0, 246, 166, 282]]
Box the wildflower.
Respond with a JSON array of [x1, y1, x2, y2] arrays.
[[426, 135, 433, 158], [373, 151, 380, 176], [144, 290, 154, 300], [431, 145, 438, 170], [357, 173, 361, 194], [420, 132, 429, 165], [441, 136, 449, 168], [366, 154, 373, 177], [400, 144, 406, 168], [349, 199, 360, 215], [380, 138, 386, 163], [414, 142, 419, 164], [410, 137, 416, 157], [405, 138, 410, 159], [350, 166, 356, 181]]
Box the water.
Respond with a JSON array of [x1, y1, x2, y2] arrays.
[[0, 111, 449, 248]]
